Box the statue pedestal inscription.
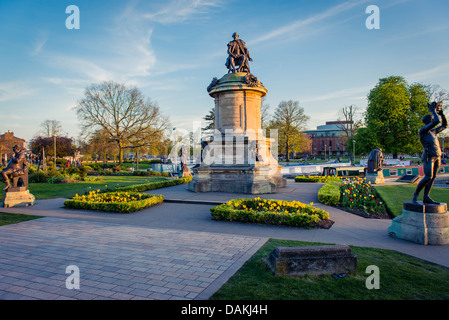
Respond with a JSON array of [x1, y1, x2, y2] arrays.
[[388, 202, 449, 245]]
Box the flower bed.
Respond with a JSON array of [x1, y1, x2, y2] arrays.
[[210, 198, 332, 229], [339, 177, 388, 218], [64, 191, 164, 213]]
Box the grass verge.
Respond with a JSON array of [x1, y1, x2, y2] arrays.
[[0, 176, 167, 201], [0, 213, 43, 226], [210, 238, 449, 300], [375, 184, 449, 217]]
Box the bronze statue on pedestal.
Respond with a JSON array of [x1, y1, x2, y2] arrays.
[[1, 145, 29, 191], [412, 102, 447, 204], [367, 148, 384, 174], [225, 33, 252, 74]]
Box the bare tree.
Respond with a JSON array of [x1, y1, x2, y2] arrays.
[[337, 105, 362, 161], [261, 97, 271, 129], [425, 84, 449, 111], [40, 119, 63, 137], [337, 105, 362, 139], [269, 100, 309, 162], [75, 81, 170, 164]]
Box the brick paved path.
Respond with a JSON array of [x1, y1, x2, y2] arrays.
[[0, 217, 266, 300]]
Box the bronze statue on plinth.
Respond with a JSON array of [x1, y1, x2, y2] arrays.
[[1, 144, 29, 191], [1, 144, 35, 208], [412, 102, 447, 204], [225, 33, 253, 74], [367, 148, 384, 174]]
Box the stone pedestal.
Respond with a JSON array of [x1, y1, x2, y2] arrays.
[[266, 245, 357, 277], [3, 189, 35, 208], [189, 72, 286, 194], [365, 171, 385, 184], [388, 202, 449, 245]]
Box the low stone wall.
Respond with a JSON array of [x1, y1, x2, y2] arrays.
[[266, 245, 357, 277]]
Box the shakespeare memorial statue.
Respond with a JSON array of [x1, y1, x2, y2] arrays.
[[388, 102, 448, 245], [225, 32, 253, 74], [1, 144, 35, 207], [188, 33, 286, 194]]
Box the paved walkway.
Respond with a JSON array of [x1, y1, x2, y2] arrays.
[[1, 179, 449, 300]]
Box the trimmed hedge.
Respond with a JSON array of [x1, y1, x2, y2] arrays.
[[317, 178, 342, 206], [295, 175, 334, 183], [114, 176, 192, 192], [210, 198, 330, 229], [64, 192, 164, 213]]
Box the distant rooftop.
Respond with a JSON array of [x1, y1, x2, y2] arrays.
[[304, 121, 353, 133]]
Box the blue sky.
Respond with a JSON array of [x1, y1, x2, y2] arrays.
[[1, 0, 449, 143]]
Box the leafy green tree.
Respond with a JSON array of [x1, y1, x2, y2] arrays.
[[363, 76, 430, 158]]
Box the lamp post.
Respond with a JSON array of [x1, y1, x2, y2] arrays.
[[53, 134, 57, 167], [353, 139, 356, 166]]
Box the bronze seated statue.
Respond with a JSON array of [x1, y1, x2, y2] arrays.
[[1, 144, 29, 191]]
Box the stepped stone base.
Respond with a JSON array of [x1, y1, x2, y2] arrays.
[[3, 190, 35, 208], [388, 202, 449, 245], [188, 165, 286, 194], [365, 171, 385, 184]]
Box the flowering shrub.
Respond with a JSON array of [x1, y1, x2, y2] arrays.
[[64, 190, 164, 213], [339, 177, 386, 216], [210, 197, 330, 228]]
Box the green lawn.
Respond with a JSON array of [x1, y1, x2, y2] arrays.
[[0, 176, 167, 201], [0, 213, 43, 226], [375, 184, 449, 217], [210, 238, 449, 300], [83, 161, 154, 170]]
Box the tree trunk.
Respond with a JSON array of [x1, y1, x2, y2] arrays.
[[118, 142, 124, 165]]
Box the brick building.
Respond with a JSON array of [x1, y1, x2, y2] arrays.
[[303, 121, 352, 158], [0, 131, 26, 163]]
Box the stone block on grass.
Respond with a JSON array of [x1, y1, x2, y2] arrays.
[[266, 245, 357, 277]]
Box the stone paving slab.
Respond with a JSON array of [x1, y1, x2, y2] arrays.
[[0, 217, 267, 300]]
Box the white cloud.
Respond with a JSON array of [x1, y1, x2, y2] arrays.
[[0, 81, 38, 102], [301, 85, 371, 103], [406, 62, 449, 82], [31, 31, 48, 57], [250, 0, 370, 46], [142, 0, 223, 24]]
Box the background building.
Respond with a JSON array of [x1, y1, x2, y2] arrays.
[[303, 121, 352, 158], [0, 131, 26, 164]]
